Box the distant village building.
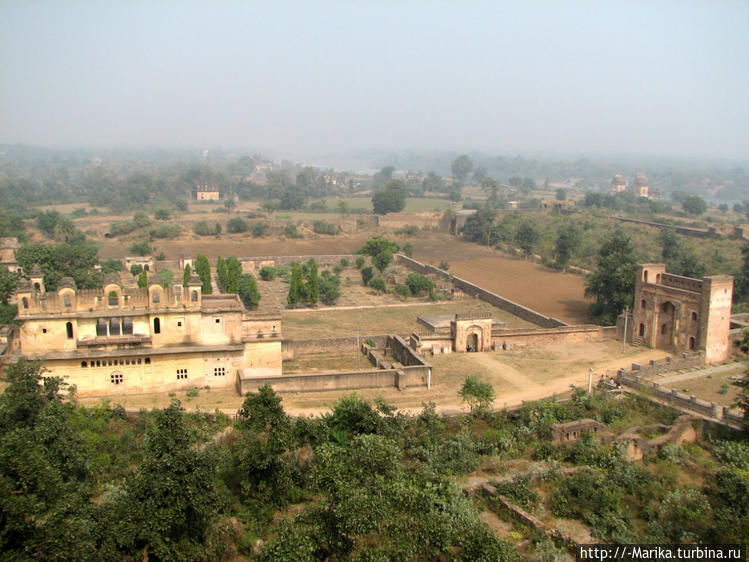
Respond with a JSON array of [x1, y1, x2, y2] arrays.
[[11, 270, 281, 396], [611, 174, 627, 194], [125, 255, 154, 273], [196, 182, 220, 201], [632, 172, 649, 198], [632, 264, 733, 362], [540, 199, 576, 213]]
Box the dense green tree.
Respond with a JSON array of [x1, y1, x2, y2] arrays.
[[372, 248, 393, 272], [101, 401, 222, 560], [515, 221, 540, 258], [0, 360, 96, 559], [137, 270, 147, 288], [157, 268, 173, 288], [287, 263, 304, 307], [461, 208, 496, 245], [556, 188, 567, 200], [0, 266, 19, 305], [682, 195, 707, 215], [194, 254, 212, 294], [53, 217, 81, 243], [16, 243, 102, 291], [584, 229, 638, 324], [36, 210, 62, 238], [319, 271, 341, 304], [359, 236, 399, 258], [183, 263, 192, 287], [405, 273, 434, 295], [226, 257, 241, 294], [372, 165, 395, 188], [130, 264, 143, 277], [553, 223, 582, 270], [659, 228, 681, 260], [306, 260, 319, 305], [238, 274, 261, 308], [451, 154, 474, 183], [361, 266, 374, 286], [216, 256, 227, 290], [252, 222, 267, 237], [372, 180, 407, 215]]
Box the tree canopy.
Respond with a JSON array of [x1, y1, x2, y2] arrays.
[[584, 228, 638, 324]]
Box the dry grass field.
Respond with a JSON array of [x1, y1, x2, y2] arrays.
[[282, 300, 534, 339]]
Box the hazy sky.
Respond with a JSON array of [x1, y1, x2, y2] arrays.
[[1, 1, 748, 159]]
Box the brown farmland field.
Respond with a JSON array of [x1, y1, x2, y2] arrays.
[[410, 234, 592, 324]]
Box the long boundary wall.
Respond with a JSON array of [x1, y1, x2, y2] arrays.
[[616, 353, 744, 428], [394, 254, 568, 328]]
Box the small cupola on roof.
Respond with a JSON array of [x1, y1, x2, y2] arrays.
[[58, 277, 77, 290]]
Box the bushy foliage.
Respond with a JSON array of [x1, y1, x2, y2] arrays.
[[405, 272, 434, 295]]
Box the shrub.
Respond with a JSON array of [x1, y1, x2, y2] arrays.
[[361, 266, 374, 286], [395, 225, 419, 236], [333, 264, 343, 275], [258, 266, 276, 281], [319, 274, 341, 305], [394, 284, 411, 298], [252, 222, 267, 237], [355, 256, 366, 269], [284, 224, 302, 238], [193, 221, 220, 236], [364, 337, 376, 348], [405, 273, 434, 295], [339, 258, 350, 267], [369, 277, 386, 293], [109, 220, 138, 236], [238, 274, 261, 308], [312, 221, 337, 235], [227, 217, 249, 233], [154, 208, 170, 220], [439, 260, 450, 271], [149, 224, 181, 239]]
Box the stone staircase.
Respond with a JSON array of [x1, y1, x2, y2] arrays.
[[631, 336, 644, 346]]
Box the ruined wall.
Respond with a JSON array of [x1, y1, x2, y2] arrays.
[[394, 254, 568, 328], [282, 334, 389, 360]]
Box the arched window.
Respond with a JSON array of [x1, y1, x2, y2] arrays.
[[34, 282, 40, 291], [109, 318, 120, 336], [643, 271, 648, 282], [81, 361, 87, 368], [639, 323, 645, 337], [145, 357, 151, 364], [152, 290, 160, 304], [661, 323, 668, 335], [191, 290, 198, 302], [689, 336, 696, 350], [21, 297, 28, 309], [66, 321, 73, 339], [641, 299, 646, 309], [63, 294, 72, 307], [122, 317, 133, 335], [144, 265, 149, 272], [96, 318, 107, 337], [108, 291, 118, 307], [153, 318, 161, 334], [691, 311, 698, 322]]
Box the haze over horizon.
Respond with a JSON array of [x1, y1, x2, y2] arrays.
[[2, 1, 748, 160]]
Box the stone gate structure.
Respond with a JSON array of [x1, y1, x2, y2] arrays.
[[632, 264, 733, 362]]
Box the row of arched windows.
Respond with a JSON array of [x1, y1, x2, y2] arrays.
[[81, 357, 151, 368]]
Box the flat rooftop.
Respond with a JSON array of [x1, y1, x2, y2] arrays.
[[417, 314, 506, 331]]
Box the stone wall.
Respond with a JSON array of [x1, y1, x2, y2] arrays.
[[612, 215, 716, 238], [616, 354, 745, 428], [394, 254, 568, 328], [237, 369, 400, 394], [240, 254, 358, 274], [282, 334, 389, 360]]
